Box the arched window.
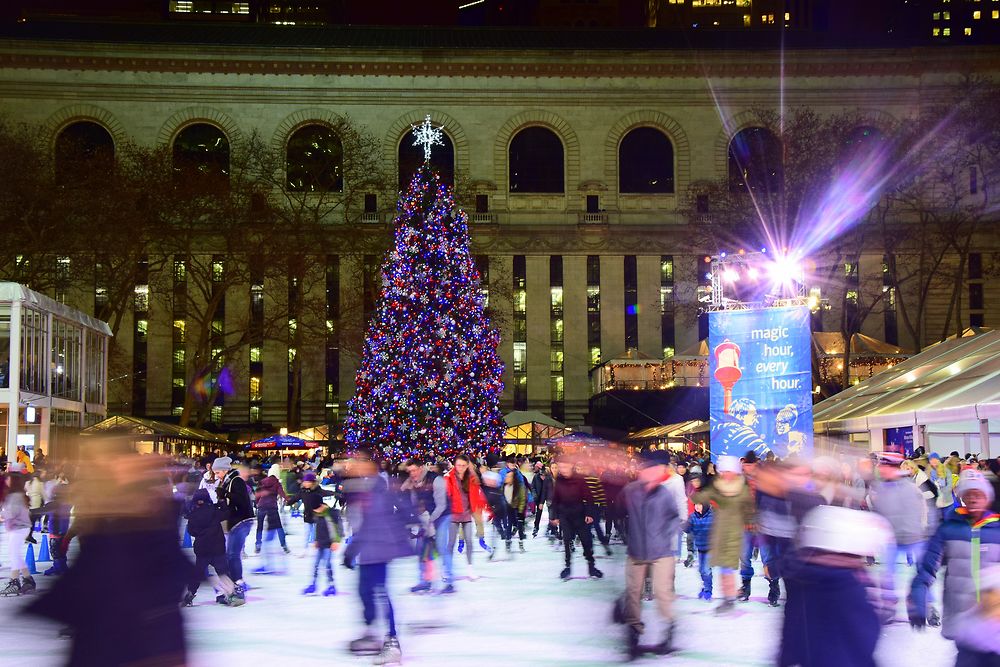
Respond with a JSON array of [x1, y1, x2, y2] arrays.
[[172, 123, 230, 188], [398, 127, 454, 190], [619, 127, 675, 194], [728, 127, 782, 194], [509, 126, 564, 193], [54, 121, 114, 184], [287, 124, 343, 192]]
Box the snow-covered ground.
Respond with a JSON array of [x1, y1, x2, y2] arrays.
[[0, 513, 957, 666]]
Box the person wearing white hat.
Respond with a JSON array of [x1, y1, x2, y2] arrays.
[[909, 469, 1000, 641], [779, 505, 892, 667], [691, 455, 755, 614]]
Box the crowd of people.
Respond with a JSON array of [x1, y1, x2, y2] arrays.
[[1, 439, 999, 666]]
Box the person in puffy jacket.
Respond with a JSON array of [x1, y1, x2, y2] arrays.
[[182, 489, 242, 607], [254, 465, 289, 555], [620, 450, 681, 658], [687, 501, 714, 600], [691, 454, 755, 614], [0, 466, 35, 596], [909, 470, 1000, 640], [870, 453, 934, 620], [342, 448, 413, 665]]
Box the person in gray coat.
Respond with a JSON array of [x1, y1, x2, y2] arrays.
[[869, 453, 934, 621], [619, 450, 681, 660]]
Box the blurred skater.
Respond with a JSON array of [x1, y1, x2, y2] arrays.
[[342, 448, 413, 665], [182, 488, 243, 607], [620, 450, 681, 659]]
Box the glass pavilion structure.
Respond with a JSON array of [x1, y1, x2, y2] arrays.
[[0, 283, 111, 459]]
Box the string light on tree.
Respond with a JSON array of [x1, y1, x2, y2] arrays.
[[345, 118, 504, 461]]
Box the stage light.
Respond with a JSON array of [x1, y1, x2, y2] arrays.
[[769, 255, 803, 287], [723, 268, 739, 283], [720, 252, 727, 259], [747, 267, 760, 280], [705, 273, 712, 280]]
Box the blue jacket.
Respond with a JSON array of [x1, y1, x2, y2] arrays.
[[909, 508, 1000, 639], [687, 509, 714, 552], [779, 557, 880, 667]]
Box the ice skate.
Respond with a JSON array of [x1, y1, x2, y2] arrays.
[[928, 607, 941, 627], [457, 539, 464, 553], [0, 578, 20, 597], [683, 553, 694, 568], [715, 599, 735, 615], [302, 583, 317, 595], [738, 578, 751, 601], [652, 621, 676, 656], [560, 567, 571, 580], [626, 626, 641, 661], [767, 580, 780, 607], [604, 543, 613, 557], [478, 537, 490, 552], [322, 584, 337, 596], [181, 591, 195, 607], [519, 540, 526, 553], [349, 632, 382, 655], [588, 563, 604, 579], [410, 581, 432, 594], [226, 593, 246, 607], [19, 576, 35, 593], [440, 583, 456, 594], [372, 635, 401, 665]]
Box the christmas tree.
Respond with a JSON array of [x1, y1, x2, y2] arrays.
[[344, 117, 505, 461]]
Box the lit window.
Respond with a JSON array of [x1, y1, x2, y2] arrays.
[[965, 26, 972, 34], [250, 346, 262, 363], [663, 347, 675, 359], [249, 376, 262, 401], [784, 11, 790, 20], [134, 284, 149, 311], [589, 347, 601, 367], [210, 405, 222, 423], [993, 10, 999, 18], [933, 12, 940, 19], [943, 11, 950, 19], [743, 14, 751, 26], [974, 10, 981, 18], [550, 287, 563, 311], [943, 27, 951, 34], [933, 27, 941, 35], [513, 342, 527, 373]]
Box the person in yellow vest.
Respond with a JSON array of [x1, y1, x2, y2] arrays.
[[15, 447, 34, 475]]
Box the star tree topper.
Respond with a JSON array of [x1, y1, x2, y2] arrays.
[[412, 114, 444, 162]]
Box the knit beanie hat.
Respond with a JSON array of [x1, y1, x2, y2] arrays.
[[956, 470, 995, 503], [717, 455, 741, 474], [211, 456, 233, 472]]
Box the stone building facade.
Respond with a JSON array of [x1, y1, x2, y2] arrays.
[[1, 22, 998, 433]]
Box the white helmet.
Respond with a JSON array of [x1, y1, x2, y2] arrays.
[[797, 505, 892, 557]]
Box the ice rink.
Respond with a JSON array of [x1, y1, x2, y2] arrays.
[[0, 515, 958, 667]]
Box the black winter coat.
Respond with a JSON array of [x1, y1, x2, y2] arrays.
[[185, 502, 227, 557], [217, 470, 254, 527]]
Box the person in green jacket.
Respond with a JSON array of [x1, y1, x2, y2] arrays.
[[691, 454, 755, 614]]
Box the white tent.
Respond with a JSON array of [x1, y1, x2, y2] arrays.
[[813, 329, 1000, 457]]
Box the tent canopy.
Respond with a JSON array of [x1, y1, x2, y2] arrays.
[[626, 420, 709, 442], [245, 433, 318, 450], [83, 415, 229, 444], [814, 329, 1000, 435], [503, 411, 571, 452], [812, 332, 910, 357]]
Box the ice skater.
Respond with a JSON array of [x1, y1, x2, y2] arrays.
[[182, 489, 244, 607]]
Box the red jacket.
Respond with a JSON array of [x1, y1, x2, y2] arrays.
[[445, 468, 487, 517]]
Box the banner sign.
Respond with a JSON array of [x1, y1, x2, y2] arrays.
[[884, 426, 914, 457], [708, 306, 813, 460]]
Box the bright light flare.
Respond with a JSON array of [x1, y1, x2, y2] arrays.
[[768, 255, 803, 288], [723, 268, 740, 283]]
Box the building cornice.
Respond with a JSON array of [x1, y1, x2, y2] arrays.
[[0, 45, 997, 79]]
